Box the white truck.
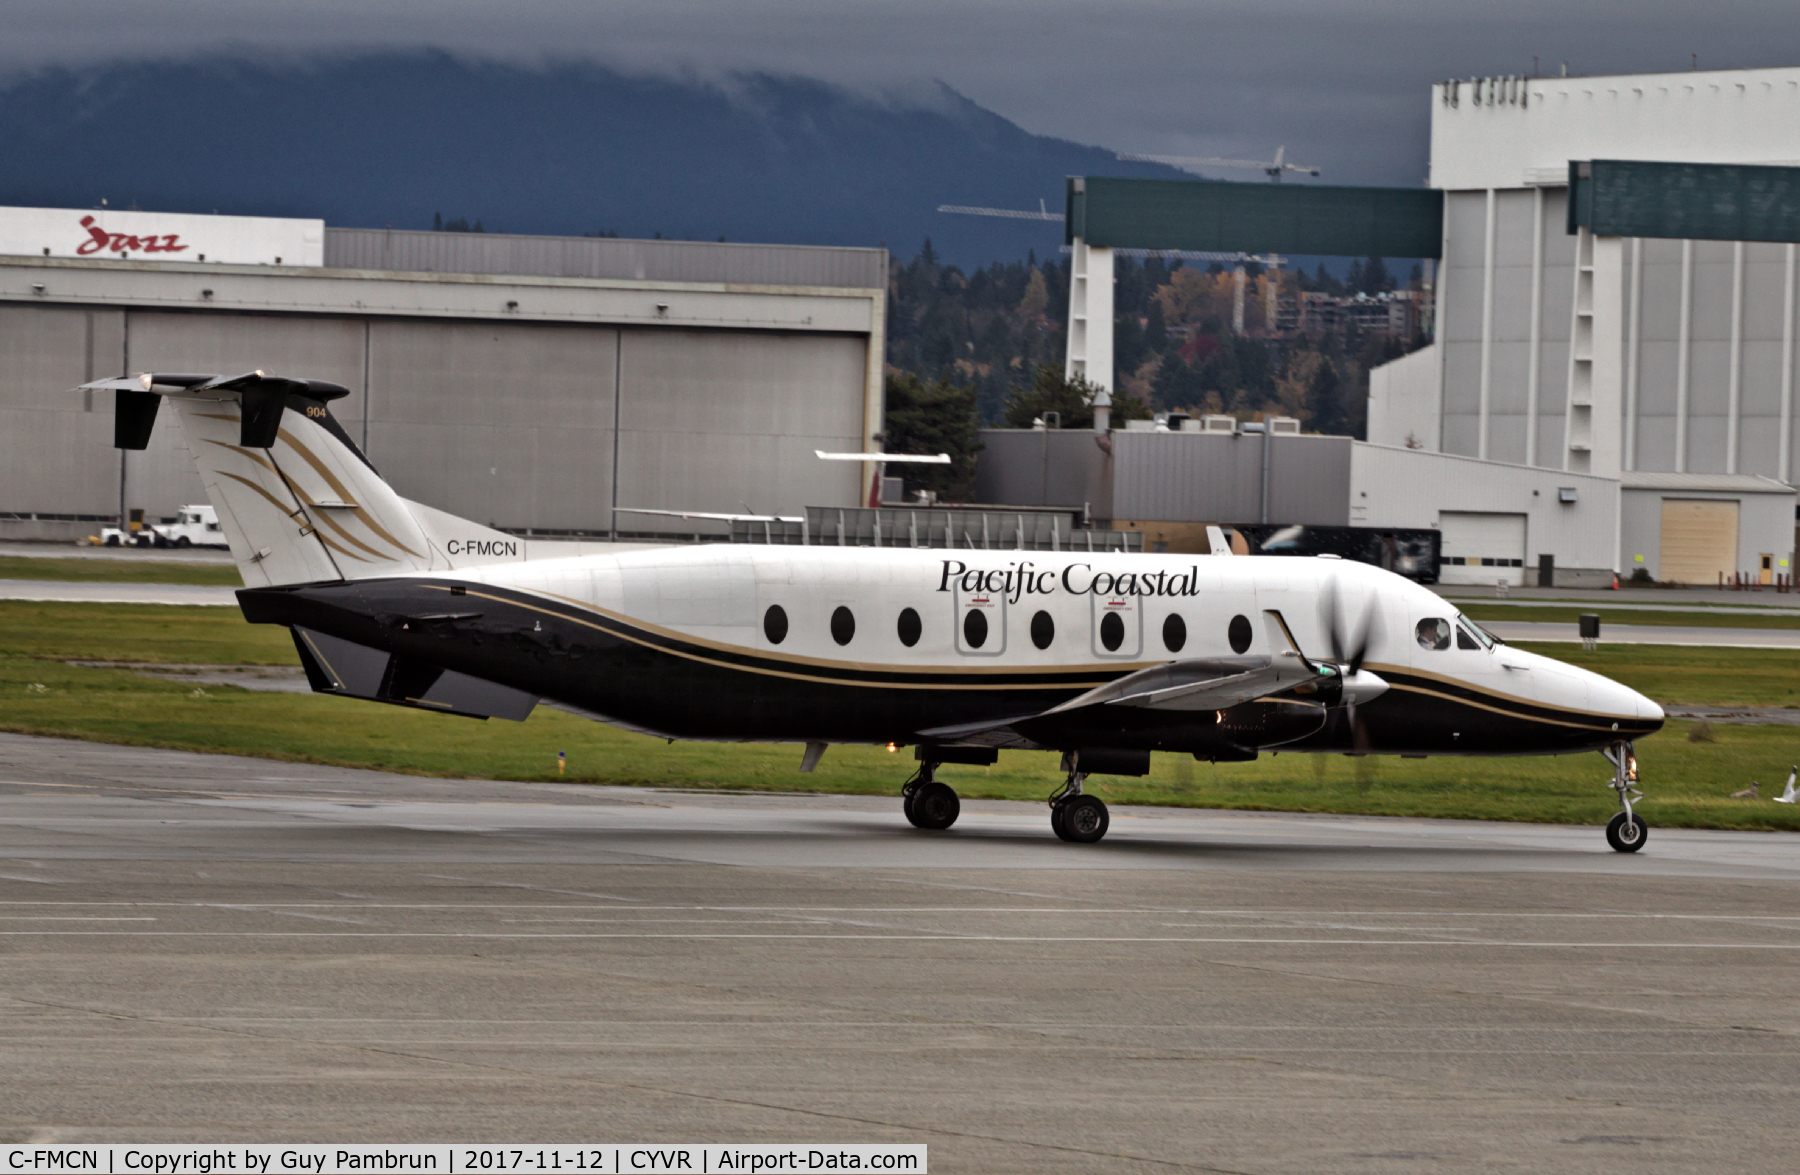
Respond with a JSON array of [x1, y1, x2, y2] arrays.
[[97, 503, 229, 549]]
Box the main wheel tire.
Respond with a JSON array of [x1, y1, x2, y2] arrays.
[[911, 781, 960, 831], [902, 787, 922, 828], [1060, 795, 1110, 844], [1050, 800, 1072, 841], [1606, 811, 1648, 853]]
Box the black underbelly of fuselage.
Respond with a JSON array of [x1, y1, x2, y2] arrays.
[[237, 579, 1661, 757]]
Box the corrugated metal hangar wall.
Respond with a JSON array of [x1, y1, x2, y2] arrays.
[[0, 222, 886, 540]]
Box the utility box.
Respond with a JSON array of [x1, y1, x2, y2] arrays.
[[1578, 613, 1601, 650]]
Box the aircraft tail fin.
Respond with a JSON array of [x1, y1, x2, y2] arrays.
[[83, 371, 453, 588]]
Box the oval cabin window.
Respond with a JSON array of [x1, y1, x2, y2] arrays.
[[1030, 610, 1055, 649], [830, 605, 855, 646], [897, 607, 922, 647], [763, 604, 789, 645], [963, 608, 989, 649], [1162, 613, 1187, 653], [1099, 610, 1125, 652], [1227, 614, 1252, 654]]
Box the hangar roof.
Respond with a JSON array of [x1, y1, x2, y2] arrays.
[[1621, 471, 1795, 494], [325, 228, 885, 291]]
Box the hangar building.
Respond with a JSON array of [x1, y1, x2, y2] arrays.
[[1369, 64, 1800, 583], [987, 65, 1800, 585], [0, 207, 886, 542]]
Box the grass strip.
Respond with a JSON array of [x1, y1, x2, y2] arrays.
[[5, 604, 1800, 831], [0, 601, 293, 664], [0, 555, 242, 586], [3, 657, 1796, 831]]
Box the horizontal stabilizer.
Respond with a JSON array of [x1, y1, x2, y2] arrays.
[[82, 371, 351, 449], [292, 626, 538, 721]]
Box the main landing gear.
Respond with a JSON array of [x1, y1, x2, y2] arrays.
[[1049, 753, 1110, 844], [902, 761, 960, 831], [1603, 742, 1647, 853]]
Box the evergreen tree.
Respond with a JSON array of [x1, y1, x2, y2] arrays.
[[1304, 359, 1348, 436], [1144, 298, 1167, 352], [882, 372, 981, 502], [1002, 365, 1148, 430]]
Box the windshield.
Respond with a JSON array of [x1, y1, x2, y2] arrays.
[[1456, 614, 1499, 650]]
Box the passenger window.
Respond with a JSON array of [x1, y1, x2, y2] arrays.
[[963, 609, 989, 649], [1099, 611, 1125, 652], [764, 605, 788, 645], [1030, 610, 1054, 650], [830, 606, 855, 646], [1162, 613, 1187, 653], [1415, 617, 1451, 651], [897, 607, 921, 648], [1228, 614, 1252, 654]]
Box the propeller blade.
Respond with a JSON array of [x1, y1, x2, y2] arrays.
[[1318, 573, 1380, 676]]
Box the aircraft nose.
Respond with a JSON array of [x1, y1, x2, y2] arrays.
[[1585, 669, 1662, 730]]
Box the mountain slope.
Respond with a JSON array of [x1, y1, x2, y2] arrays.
[[0, 53, 1189, 265]]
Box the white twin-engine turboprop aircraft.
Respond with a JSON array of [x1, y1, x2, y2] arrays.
[[83, 371, 1665, 850]]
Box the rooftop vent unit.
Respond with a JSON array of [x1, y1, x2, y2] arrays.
[[1200, 415, 1237, 434], [1269, 416, 1302, 435]]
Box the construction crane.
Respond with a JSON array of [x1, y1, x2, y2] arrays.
[[933, 199, 1062, 222], [1115, 145, 1320, 182]]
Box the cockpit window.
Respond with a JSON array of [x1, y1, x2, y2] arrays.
[[1415, 617, 1451, 650], [1456, 617, 1495, 651]]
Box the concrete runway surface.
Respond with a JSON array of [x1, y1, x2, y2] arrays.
[[2, 733, 1798, 1172]]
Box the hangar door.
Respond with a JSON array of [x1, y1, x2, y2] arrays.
[[1659, 499, 1738, 584], [1438, 512, 1527, 586]]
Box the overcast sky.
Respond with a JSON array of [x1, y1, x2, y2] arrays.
[[7, 1, 1799, 186]]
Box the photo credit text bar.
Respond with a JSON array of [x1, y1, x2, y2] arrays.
[[2, 1147, 926, 1175]]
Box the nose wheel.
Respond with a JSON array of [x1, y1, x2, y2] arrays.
[[1602, 743, 1647, 853], [1049, 754, 1110, 843]]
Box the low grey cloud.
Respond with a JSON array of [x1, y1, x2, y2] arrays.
[[6, 1, 1798, 187]]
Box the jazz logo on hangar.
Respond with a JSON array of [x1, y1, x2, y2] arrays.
[[76, 215, 188, 257]]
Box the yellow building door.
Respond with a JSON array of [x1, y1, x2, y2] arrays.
[[1658, 499, 1739, 584]]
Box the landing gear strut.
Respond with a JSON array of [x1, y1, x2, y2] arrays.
[[1602, 742, 1647, 853], [902, 761, 959, 831], [1049, 753, 1110, 844]]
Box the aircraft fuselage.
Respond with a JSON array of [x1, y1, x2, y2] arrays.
[[238, 544, 1663, 759]]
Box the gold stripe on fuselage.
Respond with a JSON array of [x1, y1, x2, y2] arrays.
[[425, 584, 1123, 691]]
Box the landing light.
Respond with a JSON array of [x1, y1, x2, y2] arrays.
[[886, 743, 898, 753]]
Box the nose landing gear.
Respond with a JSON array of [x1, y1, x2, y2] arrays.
[[901, 761, 960, 831], [1049, 753, 1110, 844], [1602, 742, 1647, 853]]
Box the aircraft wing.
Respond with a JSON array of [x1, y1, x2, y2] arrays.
[[915, 611, 1331, 748], [1044, 612, 1322, 715]]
